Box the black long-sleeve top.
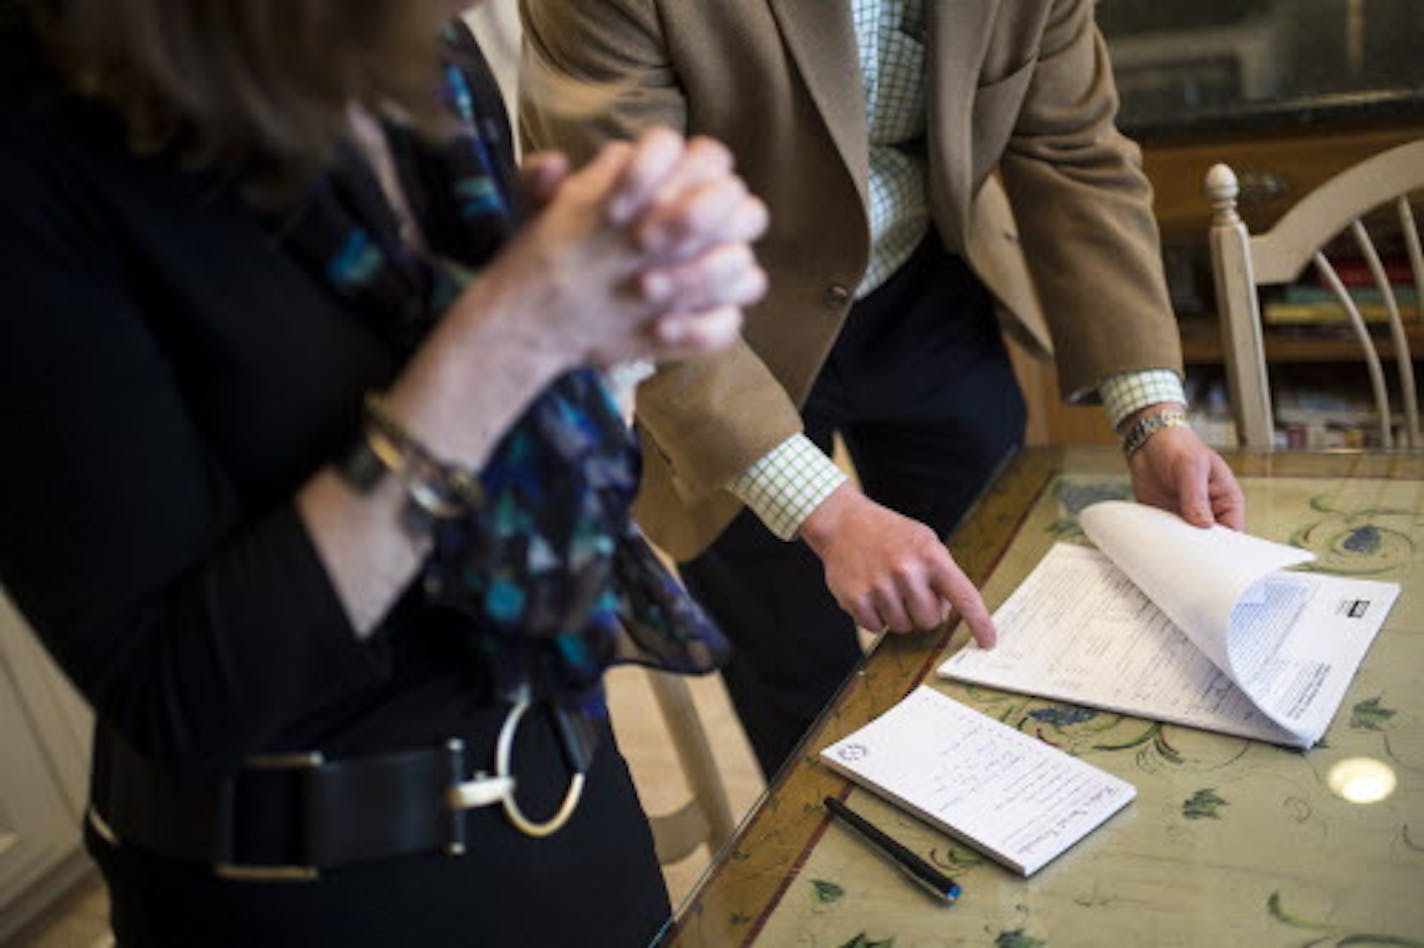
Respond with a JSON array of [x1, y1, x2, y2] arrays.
[[0, 16, 493, 774]]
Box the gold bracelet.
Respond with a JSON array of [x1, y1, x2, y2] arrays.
[[1121, 408, 1189, 457], [349, 393, 484, 521]]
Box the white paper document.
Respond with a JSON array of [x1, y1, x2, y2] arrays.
[[939, 501, 1399, 748], [820, 686, 1136, 876]]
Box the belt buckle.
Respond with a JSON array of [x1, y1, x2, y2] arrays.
[[212, 751, 325, 883], [441, 737, 515, 856]]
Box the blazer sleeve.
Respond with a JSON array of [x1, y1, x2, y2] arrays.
[[0, 135, 387, 773], [998, 0, 1183, 398], [519, 0, 803, 501]]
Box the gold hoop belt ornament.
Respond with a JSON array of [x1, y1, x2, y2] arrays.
[[494, 697, 586, 837]]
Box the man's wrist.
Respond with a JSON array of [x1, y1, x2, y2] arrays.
[[1099, 369, 1186, 430], [795, 483, 851, 553], [1115, 400, 1188, 436], [1119, 403, 1189, 456], [725, 434, 849, 541]]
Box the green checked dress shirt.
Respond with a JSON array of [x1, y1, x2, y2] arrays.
[[726, 0, 1185, 540]]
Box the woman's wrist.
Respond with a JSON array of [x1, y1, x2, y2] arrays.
[[382, 271, 574, 469]]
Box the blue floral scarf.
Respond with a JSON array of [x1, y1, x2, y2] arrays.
[[275, 23, 727, 722]]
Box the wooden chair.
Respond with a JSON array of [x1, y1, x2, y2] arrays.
[[1206, 140, 1424, 449], [596, 395, 737, 865], [642, 670, 738, 865]]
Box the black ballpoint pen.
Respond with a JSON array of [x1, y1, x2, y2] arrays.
[[822, 796, 962, 904]]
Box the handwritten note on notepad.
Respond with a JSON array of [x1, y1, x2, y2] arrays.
[[820, 686, 1135, 876]]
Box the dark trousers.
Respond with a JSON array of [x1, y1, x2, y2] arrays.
[[678, 238, 1026, 779]]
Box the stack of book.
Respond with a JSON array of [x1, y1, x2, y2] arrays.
[[1272, 365, 1389, 449], [1263, 256, 1418, 327], [1184, 367, 1397, 450]]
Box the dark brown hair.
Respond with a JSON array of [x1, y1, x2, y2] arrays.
[[30, 0, 460, 195]]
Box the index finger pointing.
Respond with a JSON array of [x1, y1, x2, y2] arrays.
[[928, 554, 997, 648]]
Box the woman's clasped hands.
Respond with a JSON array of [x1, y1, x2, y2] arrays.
[[476, 127, 770, 369], [377, 128, 766, 478]]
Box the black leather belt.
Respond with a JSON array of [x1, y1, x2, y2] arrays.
[[88, 699, 591, 881]]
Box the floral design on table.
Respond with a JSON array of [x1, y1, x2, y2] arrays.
[[1351, 696, 1397, 731], [838, 934, 894, 948], [811, 879, 845, 904], [1291, 497, 1423, 576], [929, 839, 986, 872], [1267, 890, 1424, 947], [1046, 481, 1133, 539], [996, 930, 1047, 948], [1182, 787, 1229, 820], [953, 685, 1252, 774], [1345, 694, 1418, 775]]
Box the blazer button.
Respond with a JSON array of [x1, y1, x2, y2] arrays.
[[823, 283, 852, 309]]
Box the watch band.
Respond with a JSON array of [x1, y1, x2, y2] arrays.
[[333, 428, 392, 494], [331, 394, 485, 532], [1121, 408, 1189, 457]]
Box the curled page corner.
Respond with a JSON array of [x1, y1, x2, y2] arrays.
[[1079, 501, 1314, 674]]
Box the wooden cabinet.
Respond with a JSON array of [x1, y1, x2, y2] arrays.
[[0, 591, 94, 943], [1015, 119, 1424, 446], [1144, 124, 1424, 242]]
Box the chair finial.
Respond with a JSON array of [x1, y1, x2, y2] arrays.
[[1206, 164, 1241, 224]]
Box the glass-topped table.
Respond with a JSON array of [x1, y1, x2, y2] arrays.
[[660, 448, 1424, 947]]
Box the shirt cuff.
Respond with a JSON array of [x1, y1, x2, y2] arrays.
[[726, 434, 849, 541], [1099, 369, 1187, 430]]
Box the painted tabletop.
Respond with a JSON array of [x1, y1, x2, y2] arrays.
[[663, 448, 1424, 948]]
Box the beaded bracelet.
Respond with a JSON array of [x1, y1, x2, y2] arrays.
[[1120, 408, 1189, 457], [334, 393, 485, 527]]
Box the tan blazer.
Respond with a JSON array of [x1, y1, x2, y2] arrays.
[[520, 0, 1183, 559]]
